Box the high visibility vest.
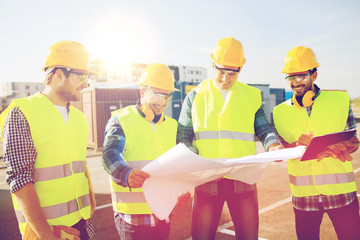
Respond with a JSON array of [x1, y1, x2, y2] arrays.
[[192, 79, 261, 160], [0, 93, 90, 235], [273, 91, 356, 197], [110, 105, 177, 214]]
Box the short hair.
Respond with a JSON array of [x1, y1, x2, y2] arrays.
[[44, 67, 71, 85], [310, 68, 317, 75]]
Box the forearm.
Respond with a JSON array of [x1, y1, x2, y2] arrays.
[[264, 133, 282, 151], [3, 107, 37, 192], [102, 116, 132, 187], [177, 91, 196, 148], [102, 148, 132, 187], [14, 183, 54, 239], [345, 106, 358, 153], [254, 106, 282, 150], [176, 123, 195, 148]]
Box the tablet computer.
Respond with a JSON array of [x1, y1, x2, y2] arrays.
[[300, 129, 357, 161]]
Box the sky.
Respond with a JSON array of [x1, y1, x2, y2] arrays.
[[1, 0, 360, 98]]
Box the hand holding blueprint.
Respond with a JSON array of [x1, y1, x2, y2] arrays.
[[142, 143, 305, 220]]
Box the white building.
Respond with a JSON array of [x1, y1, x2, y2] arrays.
[[248, 83, 273, 121], [169, 65, 207, 83], [89, 61, 147, 88], [89, 61, 208, 88], [1, 82, 44, 111], [1, 82, 44, 98]]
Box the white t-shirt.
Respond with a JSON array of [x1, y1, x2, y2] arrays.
[[220, 89, 229, 100], [55, 105, 69, 124]]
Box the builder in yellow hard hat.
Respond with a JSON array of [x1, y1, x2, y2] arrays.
[[177, 37, 283, 239], [273, 46, 360, 239], [0, 41, 96, 239], [102, 63, 190, 239]]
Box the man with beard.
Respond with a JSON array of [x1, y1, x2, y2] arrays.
[[273, 46, 360, 239], [102, 63, 190, 240], [0, 41, 96, 239]]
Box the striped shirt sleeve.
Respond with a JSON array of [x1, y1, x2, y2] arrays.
[[254, 105, 282, 150], [176, 90, 196, 148], [3, 106, 37, 193], [102, 116, 132, 187], [346, 106, 357, 132]]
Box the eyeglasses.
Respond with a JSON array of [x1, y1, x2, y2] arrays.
[[145, 89, 172, 101], [70, 70, 90, 82], [285, 74, 311, 83], [214, 65, 240, 78]]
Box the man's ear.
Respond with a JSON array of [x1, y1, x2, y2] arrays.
[[311, 71, 318, 83], [140, 88, 145, 98], [53, 69, 65, 84], [44, 72, 54, 85]]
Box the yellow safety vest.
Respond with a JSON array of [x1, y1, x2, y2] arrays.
[[0, 93, 90, 235], [192, 79, 261, 160], [273, 91, 356, 197], [110, 105, 177, 214]]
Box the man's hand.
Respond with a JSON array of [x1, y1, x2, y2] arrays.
[[317, 141, 355, 162], [268, 143, 284, 162], [176, 192, 191, 207], [51, 225, 80, 240], [127, 168, 150, 188], [297, 131, 314, 147], [268, 143, 284, 151], [14, 183, 59, 240], [24, 222, 60, 240]]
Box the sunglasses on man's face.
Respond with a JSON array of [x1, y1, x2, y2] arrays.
[[285, 74, 311, 83]]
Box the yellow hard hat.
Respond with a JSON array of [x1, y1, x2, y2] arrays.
[[282, 46, 320, 73], [43, 41, 94, 73], [211, 37, 246, 67], [139, 63, 179, 91]]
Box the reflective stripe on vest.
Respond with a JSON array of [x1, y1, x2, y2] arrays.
[[111, 105, 177, 214], [34, 161, 86, 182], [289, 172, 355, 186], [192, 80, 261, 160], [1, 94, 91, 234], [273, 91, 356, 197], [14, 193, 90, 223], [195, 130, 255, 141]]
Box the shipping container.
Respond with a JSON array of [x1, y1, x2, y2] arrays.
[[285, 90, 293, 101], [270, 88, 286, 106], [76, 88, 140, 150], [171, 81, 199, 120]]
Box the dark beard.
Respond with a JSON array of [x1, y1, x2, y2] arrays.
[[295, 95, 304, 107], [57, 79, 80, 102], [292, 84, 312, 107]]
